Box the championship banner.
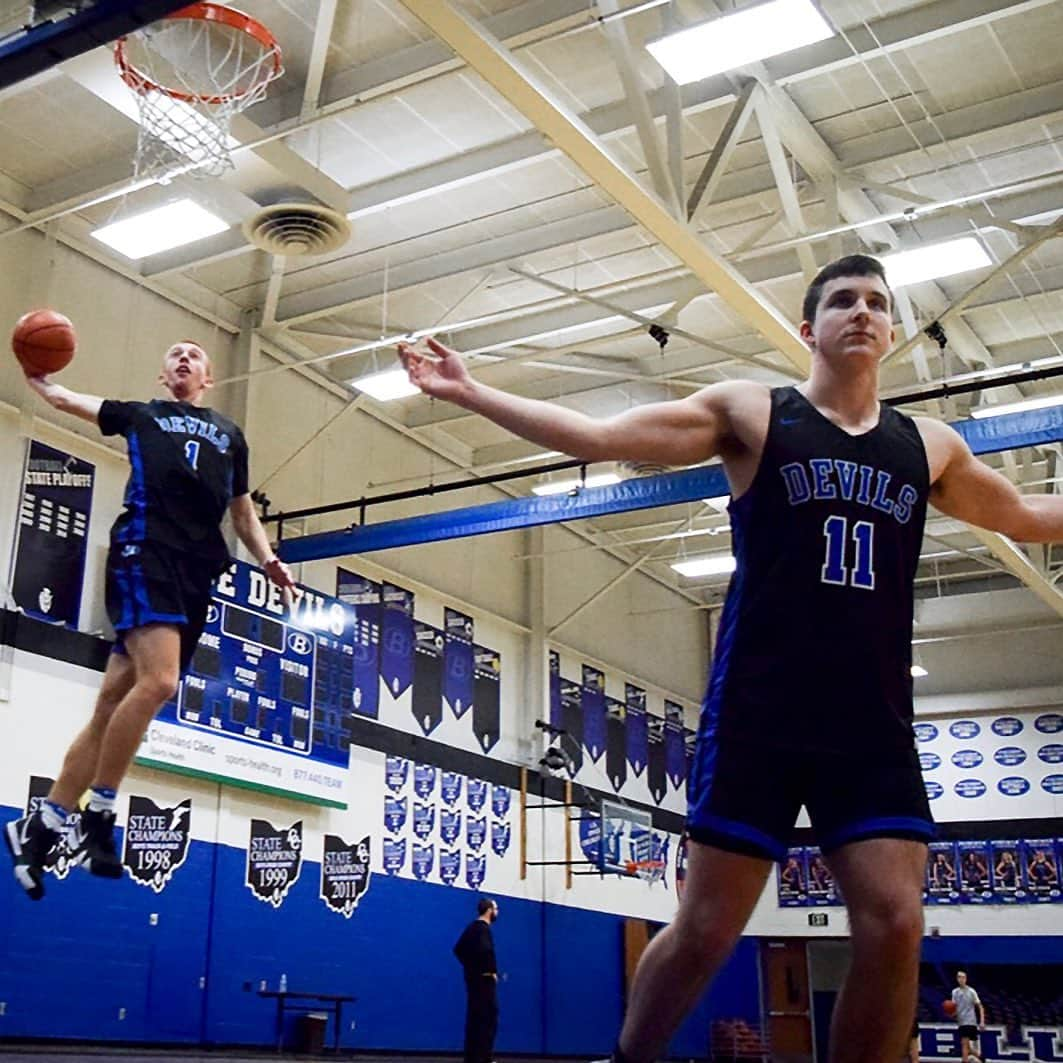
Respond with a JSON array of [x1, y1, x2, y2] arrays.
[[23, 775, 79, 880], [443, 608, 474, 719], [137, 561, 351, 807], [122, 795, 191, 893], [549, 650, 562, 732], [320, 834, 371, 917], [647, 716, 667, 805], [439, 848, 461, 885], [10, 440, 94, 627], [380, 583, 415, 699], [625, 684, 648, 777], [664, 701, 686, 790], [581, 664, 606, 763], [412, 622, 444, 736], [246, 819, 303, 908], [561, 679, 584, 776], [605, 696, 627, 792], [472, 645, 501, 753], [336, 569, 381, 720]]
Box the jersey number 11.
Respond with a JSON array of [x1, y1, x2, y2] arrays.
[[821, 515, 875, 589]]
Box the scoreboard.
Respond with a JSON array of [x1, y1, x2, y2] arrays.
[[137, 561, 351, 807]]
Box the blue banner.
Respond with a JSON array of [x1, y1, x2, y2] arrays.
[[336, 569, 380, 719], [380, 583, 415, 698], [582, 664, 606, 763], [664, 700, 685, 789], [625, 684, 647, 777], [443, 607, 474, 719]]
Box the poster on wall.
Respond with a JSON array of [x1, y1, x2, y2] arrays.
[[336, 569, 381, 720], [246, 819, 303, 908], [805, 847, 838, 906], [956, 840, 993, 905], [320, 834, 371, 917], [989, 839, 1026, 903], [138, 561, 351, 807], [1023, 839, 1061, 903], [777, 848, 808, 907], [9, 440, 94, 627], [122, 795, 191, 893], [924, 841, 960, 905]]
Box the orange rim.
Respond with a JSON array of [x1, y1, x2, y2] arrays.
[[115, 2, 281, 105]]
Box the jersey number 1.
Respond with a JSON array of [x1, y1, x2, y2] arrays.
[[821, 515, 874, 589], [184, 439, 201, 471]]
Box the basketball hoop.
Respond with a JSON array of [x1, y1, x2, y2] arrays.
[[115, 3, 283, 182], [625, 858, 666, 885]]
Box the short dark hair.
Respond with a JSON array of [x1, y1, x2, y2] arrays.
[[477, 897, 496, 916], [802, 254, 891, 324]]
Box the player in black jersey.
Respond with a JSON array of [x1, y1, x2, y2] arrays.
[[401, 253, 1063, 1063], [4, 341, 294, 900]]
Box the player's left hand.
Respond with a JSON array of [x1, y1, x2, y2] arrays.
[[263, 556, 296, 606]]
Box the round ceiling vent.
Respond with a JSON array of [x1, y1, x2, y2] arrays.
[[243, 202, 351, 256], [619, 459, 671, 479]]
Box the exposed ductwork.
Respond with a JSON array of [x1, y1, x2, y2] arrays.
[[243, 201, 351, 257]]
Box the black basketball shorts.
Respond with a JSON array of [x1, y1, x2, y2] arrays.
[[105, 541, 219, 673], [686, 730, 935, 861]]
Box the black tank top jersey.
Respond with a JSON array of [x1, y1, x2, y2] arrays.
[[704, 386, 929, 753], [99, 399, 249, 569]]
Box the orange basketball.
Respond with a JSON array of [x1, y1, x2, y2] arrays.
[[12, 309, 77, 376], [943, 999, 957, 1017]]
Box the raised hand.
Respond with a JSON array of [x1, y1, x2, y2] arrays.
[[397, 336, 472, 403]]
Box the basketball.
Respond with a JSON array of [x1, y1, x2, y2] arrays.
[[943, 999, 957, 1017], [11, 309, 77, 376]]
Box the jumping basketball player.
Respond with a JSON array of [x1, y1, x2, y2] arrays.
[[5, 341, 294, 900], [400, 254, 1063, 1063]]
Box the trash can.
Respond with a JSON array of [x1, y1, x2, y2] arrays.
[[297, 1011, 328, 1053]]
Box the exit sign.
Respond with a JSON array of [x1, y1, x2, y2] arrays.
[[808, 912, 828, 927]]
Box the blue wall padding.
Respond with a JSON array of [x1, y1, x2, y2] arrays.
[[0, 809, 759, 1054], [279, 407, 1063, 563]]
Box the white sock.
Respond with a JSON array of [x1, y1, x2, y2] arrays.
[[39, 800, 69, 832], [87, 786, 117, 814]]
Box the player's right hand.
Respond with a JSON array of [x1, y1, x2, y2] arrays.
[[397, 336, 472, 403]]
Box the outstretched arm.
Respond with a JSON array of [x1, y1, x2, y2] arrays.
[[24, 374, 103, 425], [229, 493, 296, 603], [399, 337, 739, 466], [922, 418, 1063, 541]]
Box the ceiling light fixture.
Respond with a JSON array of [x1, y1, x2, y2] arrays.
[[671, 555, 737, 577], [879, 237, 992, 288], [970, 394, 1063, 419], [348, 368, 421, 401], [92, 199, 228, 259], [646, 0, 834, 85], [531, 472, 621, 496]]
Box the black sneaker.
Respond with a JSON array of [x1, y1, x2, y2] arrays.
[[75, 809, 123, 879], [3, 812, 59, 900]]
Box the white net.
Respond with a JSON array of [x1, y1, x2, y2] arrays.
[[117, 7, 282, 182]]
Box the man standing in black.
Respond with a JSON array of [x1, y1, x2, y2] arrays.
[[454, 897, 500, 1063]]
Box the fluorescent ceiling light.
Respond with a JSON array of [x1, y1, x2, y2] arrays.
[[532, 472, 621, 496], [646, 0, 833, 85], [910, 664, 928, 678], [970, 394, 1063, 419], [880, 237, 992, 288], [503, 450, 563, 466], [349, 368, 421, 402], [671, 555, 737, 577], [92, 199, 228, 259]]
